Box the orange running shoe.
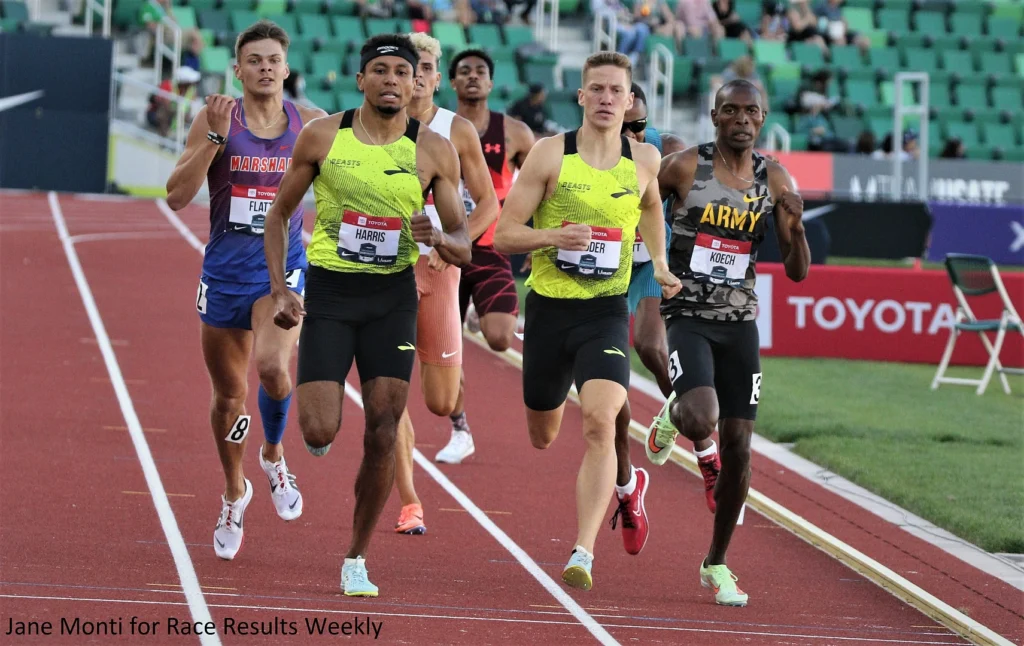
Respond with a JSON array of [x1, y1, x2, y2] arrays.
[[697, 451, 721, 513], [395, 504, 426, 535]]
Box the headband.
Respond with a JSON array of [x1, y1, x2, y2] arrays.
[[360, 44, 418, 73]]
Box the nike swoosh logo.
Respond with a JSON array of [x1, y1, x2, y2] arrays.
[[215, 538, 226, 548], [289, 498, 299, 510], [384, 168, 412, 175], [648, 429, 664, 454], [271, 483, 278, 492], [0, 90, 44, 113], [441, 350, 457, 358], [743, 194, 765, 203], [398, 343, 415, 351], [604, 347, 625, 357]]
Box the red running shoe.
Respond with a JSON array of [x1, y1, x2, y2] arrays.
[[698, 451, 721, 513], [609, 467, 650, 555]]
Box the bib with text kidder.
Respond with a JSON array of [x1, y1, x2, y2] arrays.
[[229, 185, 275, 235], [632, 228, 651, 264], [338, 210, 401, 266], [689, 232, 751, 286], [555, 222, 622, 279]]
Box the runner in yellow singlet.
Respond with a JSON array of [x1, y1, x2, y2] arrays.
[[493, 52, 681, 591], [262, 34, 471, 598]]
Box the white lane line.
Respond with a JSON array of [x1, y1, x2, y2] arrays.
[[156, 200, 617, 644], [49, 192, 220, 646], [156, 199, 205, 253]]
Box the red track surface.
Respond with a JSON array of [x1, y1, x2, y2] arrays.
[[0, 191, 1017, 645]]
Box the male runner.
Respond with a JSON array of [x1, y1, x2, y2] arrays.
[[619, 83, 722, 516], [648, 79, 809, 606], [391, 32, 500, 536], [165, 19, 326, 561], [263, 34, 472, 596], [428, 48, 536, 465], [493, 52, 681, 591]]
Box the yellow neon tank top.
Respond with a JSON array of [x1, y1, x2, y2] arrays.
[[527, 130, 641, 299], [306, 109, 424, 274]]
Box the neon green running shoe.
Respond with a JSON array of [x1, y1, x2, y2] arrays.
[[645, 392, 679, 466], [699, 561, 749, 606]]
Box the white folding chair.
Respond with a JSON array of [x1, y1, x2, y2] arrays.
[[931, 254, 1024, 395]]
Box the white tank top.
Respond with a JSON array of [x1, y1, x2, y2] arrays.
[[420, 108, 467, 255]]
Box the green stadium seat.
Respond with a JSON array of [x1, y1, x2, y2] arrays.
[[337, 90, 363, 108], [991, 1, 1024, 21], [842, 6, 874, 34], [305, 89, 336, 112], [964, 145, 995, 160], [523, 61, 554, 86], [562, 67, 582, 90], [944, 120, 980, 147], [190, 0, 218, 12], [762, 112, 792, 133], [735, 0, 761, 26], [222, 0, 253, 11], [868, 47, 900, 73], [550, 100, 581, 129], [231, 10, 259, 30], [914, 10, 947, 34], [343, 52, 360, 74], [683, 35, 713, 61], [894, 32, 927, 54], [880, 80, 916, 106], [325, 0, 357, 14], [256, 0, 287, 16], [753, 40, 787, 66], [830, 45, 866, 72], [982, 122, 1021, 147], [831, 115, 867, 140], [876, 8, 910, 33], [992, 85, 1023, 110], [956, 79, 988, 108], [987, 15, 1021, 41], [331, 15, 364, 45], [288, 50, 308, 74], [772, 77, 801, 105], [492, 63, 520, 91], [298, 13, 330, 40], [672, 57, 694, 96], [931, 35, 964, 53], [845, 78, 879, 107], [904, 47, 938, 72], [999, 147, 1024, 162], [502, 24, 533, 47], [790, 41, 824, 69], [981, 51, 1013, 77], [644, 33, 675, 56], [718, 38, 749, 62], [770, 61, 802, 82], [432, 21, 467, 49], [291, 0, 323, 14], [1017, 54, 1024, 76], [199, 9, 230, 32], [172, 5, 197, 29], [941, 49, 975, 74], [925, 76, 953, 108], [201, 45, 232, 72], [310, 51, 342, 78], [949, 11, 983, 38], [467, 23, 500, 47], [289, 36, 315, 56], [267, 13, 297, 34]]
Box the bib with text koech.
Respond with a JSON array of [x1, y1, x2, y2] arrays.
[[555, 222, 622, 279], [632, 228, 651, 264], [229, 185, 275, 235], [338, 210, 401, 266], [689, 232, 751, 286]]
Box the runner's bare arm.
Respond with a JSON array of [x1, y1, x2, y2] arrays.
[[494, 136, 590, 254], [661, 133, 686, 156], [658, 146, 699, 205], [635, 143, 682, 297], [296, 104, 329, 125], [265, 117, 333, 296], [452, 116, 499, 241], [505, 116, 537, 171], [165, 105, 224, 210], [414, 131, 472, 266], [768, 160, 810, 282]]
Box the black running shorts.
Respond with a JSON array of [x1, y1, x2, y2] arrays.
[[665, 316, 761, 420], [297, 265, 418, 385], [522, 291, 631, 411]]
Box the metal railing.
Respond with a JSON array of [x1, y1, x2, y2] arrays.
[[765, 122, 791, 153], [153, 14, 182, 89], [113, 71, 192, 153], [593, 10, 617, 54], [892, 71, 930, 201], [83, 0, 111, 38], [533, 0, 559, 52], [647, 43, 673, 132]]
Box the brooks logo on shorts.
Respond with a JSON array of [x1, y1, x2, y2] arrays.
[[397, 342, 415, 351], [604, 347, 625, 357]]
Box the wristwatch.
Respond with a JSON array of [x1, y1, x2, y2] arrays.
[[207, 131, 227, 145]]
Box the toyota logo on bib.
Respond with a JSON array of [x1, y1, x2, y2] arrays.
[[248, 188, 257, 197], [358, 216, 367, 226]]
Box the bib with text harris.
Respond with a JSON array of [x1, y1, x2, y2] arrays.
[[555, 222, 622, 279], [338, 210, 402, 266], [229, 185, 275, 235], [689, 232, 751, 286]]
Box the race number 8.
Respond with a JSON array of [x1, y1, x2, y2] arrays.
[[668, 350, 683, 384], [196, 280, 209, 314], [225, 415, 250, 443]]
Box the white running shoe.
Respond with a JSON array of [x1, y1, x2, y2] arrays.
[[435, 429, 475, 464], [465, 304, 481, 334], [259, 451, 303, 521], [213, 478, 252, 560]]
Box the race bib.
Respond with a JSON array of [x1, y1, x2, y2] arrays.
[[632, 228, 651, 265], [555, 223, 622, 279], [689, 232, 751, 286], [338, 210, 401, 266], [416, 206, 443, 255], [229, 185, 274, 235]]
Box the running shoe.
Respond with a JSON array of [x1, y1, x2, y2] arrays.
[[609, 467, 650, 555], [259, 452, 303, 521], [213, 478, 252, 560], [435, 429, 474, 464], [395, 503, 426, 535], [697, 450, 721, 514], [561, 546, 594, 591], [645, 392, 679, 466], [465, 303, 481, 334], [699, 561, 748, 606], [341, 557, 379, 597]]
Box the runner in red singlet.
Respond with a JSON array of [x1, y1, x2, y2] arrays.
[[432, 48, 536, 464]]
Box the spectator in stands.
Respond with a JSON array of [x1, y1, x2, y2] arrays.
[[786, 0, 828, 55], [940, 137, 966, 159], [591, 0, 650, 66], [674, 0, 724, 45], [799, 69, 839, 113], [854, 130, 876, 154], [504, 0, 537, 24], [759, 0, 789, 41], [181, 29, 202, 72], [814, 0, 870, 52], [470, 0, 510, 24], [356, 0, 397, 18], [710, 56, 765, 104], [633, 0, 679, 41], [711, 0, 752, 42], [872, 130, 918, 161], [138, 0, 175, 65], [405, 0, 474, 25], [508, 83, 558, 135]]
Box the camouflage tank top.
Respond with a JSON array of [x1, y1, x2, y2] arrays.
[[661, 142, 773, 323]]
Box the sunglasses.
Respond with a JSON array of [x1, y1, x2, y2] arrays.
[[622, 118, 647, 134]]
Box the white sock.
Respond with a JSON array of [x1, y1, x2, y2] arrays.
[[615, 465, 637, 497], [695, 440, 718, 459], [573, 544, 593, 559], [344, 557, 361, 566]]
